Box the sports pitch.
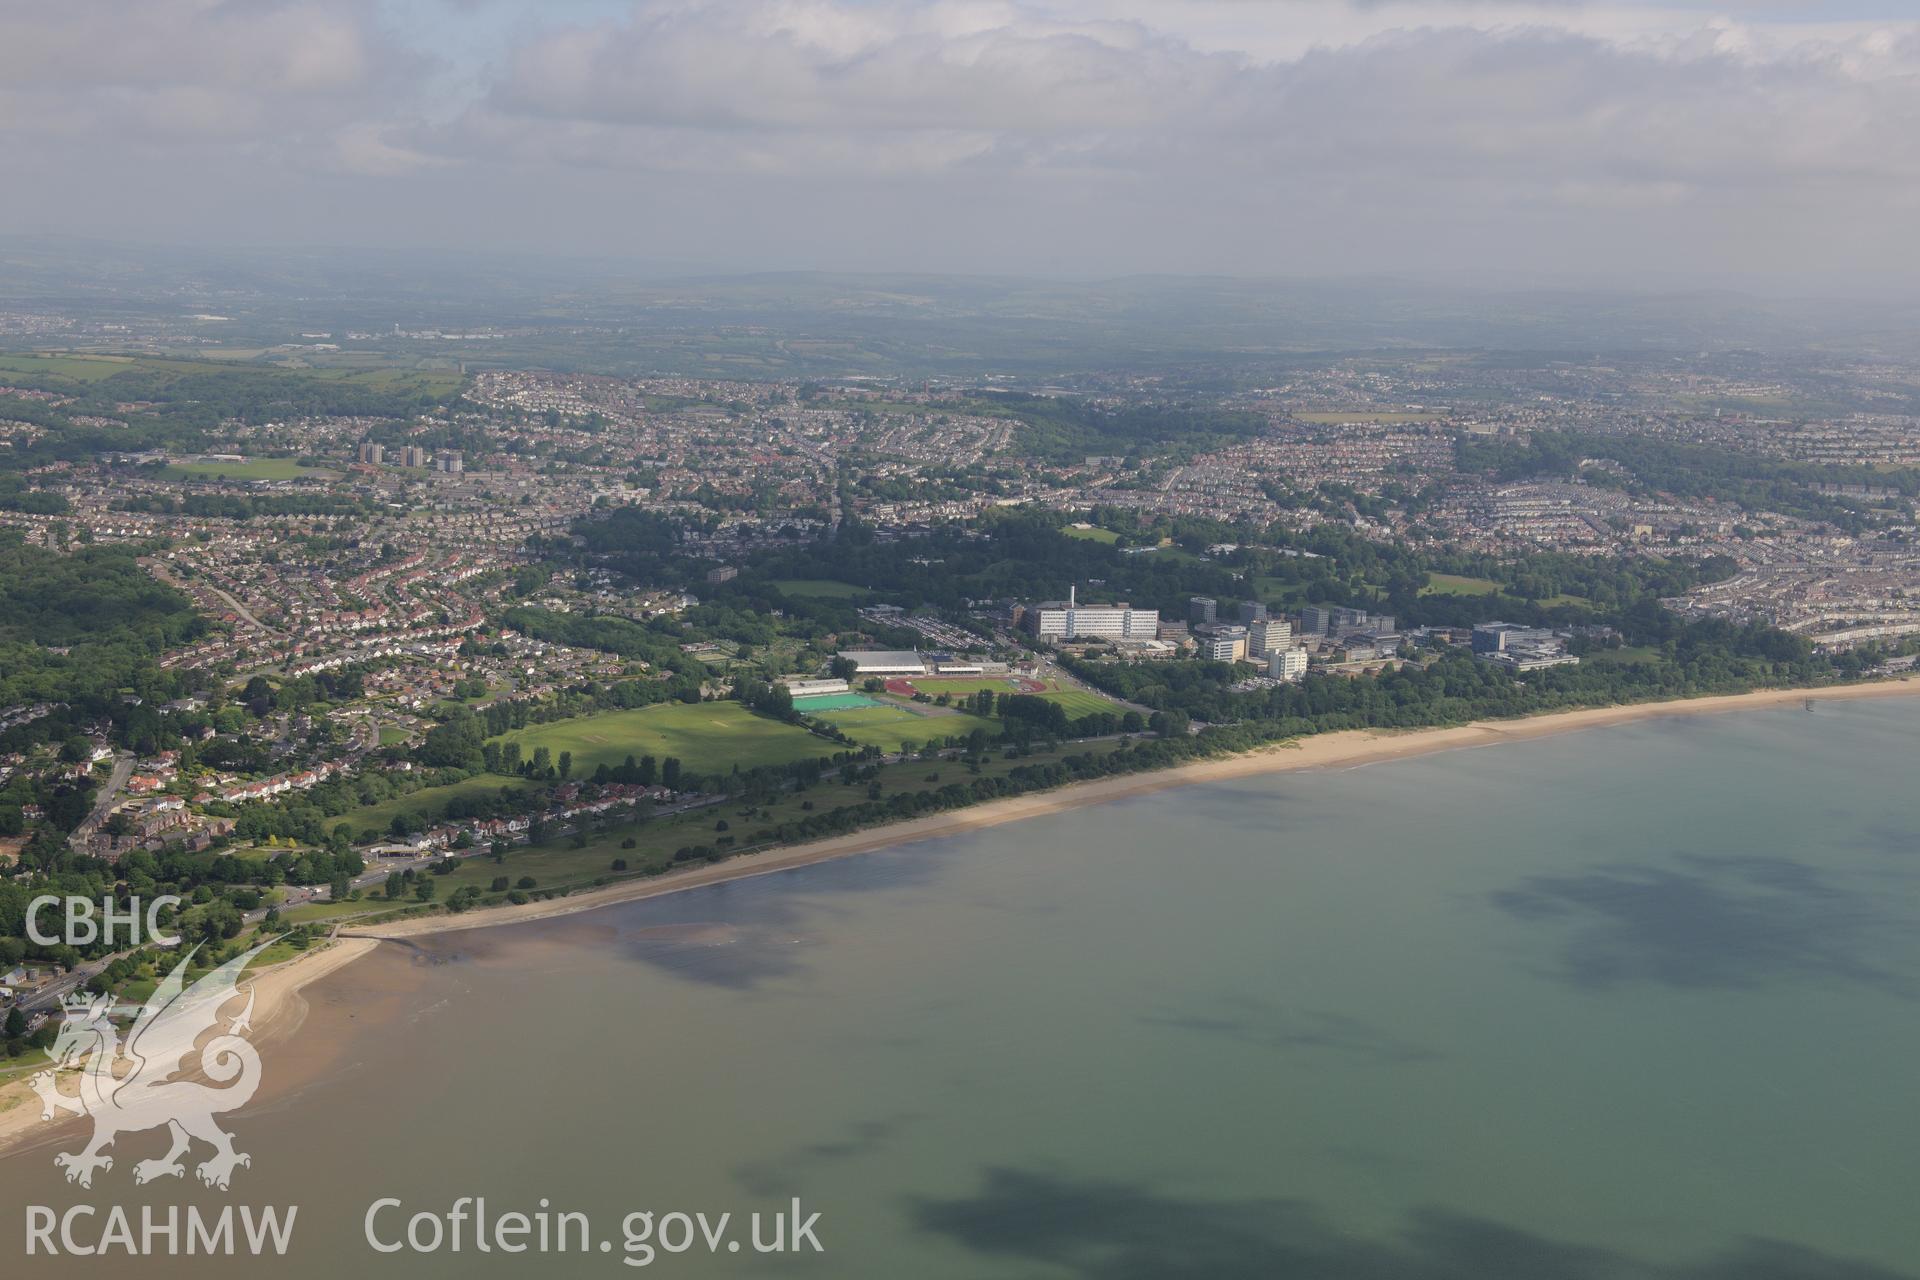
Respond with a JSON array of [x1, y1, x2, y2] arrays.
[[792, 692, 888, 711], [888, 676, 1117, 717], [491, 702, 835, 776]]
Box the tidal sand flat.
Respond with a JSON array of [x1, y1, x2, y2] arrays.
[[5, 699, 1920, 1276]]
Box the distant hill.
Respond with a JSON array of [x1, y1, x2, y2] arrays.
[[5, 238, 1919, 377]]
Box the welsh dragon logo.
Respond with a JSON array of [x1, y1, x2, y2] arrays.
[[29, 939, 273, 1191]]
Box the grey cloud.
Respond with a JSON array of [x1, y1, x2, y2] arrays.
[[1, 1, 1917, 286], [0, 0, 423, 158], [447, 5, 1920, 203]]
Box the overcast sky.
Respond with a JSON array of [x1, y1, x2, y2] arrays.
[[2, 0, 1916, 292]]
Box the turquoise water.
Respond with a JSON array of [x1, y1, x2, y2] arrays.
[[5, 700, 1920, 1276]]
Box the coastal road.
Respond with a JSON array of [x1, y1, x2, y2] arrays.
[[17, 944, 141, 1017]]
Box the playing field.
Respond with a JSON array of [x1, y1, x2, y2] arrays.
[[1021, 686, 1119, 717], [772, 578, 870, 598], [491, 701, 834, 776], [792, 692, 887, 712], [796, 691, 997, 750], [162, 457, 335, 482], [1421, 572, 1501, 597], [814, 704, 999, 752], [888, 676, 1118, 717], [1062, 524, 1119, 543]]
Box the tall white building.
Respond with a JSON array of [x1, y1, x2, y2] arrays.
[[1026, 586, 1159, 641], [1269, 648, 1309, 680]]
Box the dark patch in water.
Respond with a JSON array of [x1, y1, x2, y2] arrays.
[[1489, 856, 1910, 996], [369, 935, 466, 966], [1141, 996, 1441, 1065], [624, 931, 810, 990], [1853, 820, 1918, 858], [910, 1168, 1915, 1279], [549, 846, 950, 989], [732, 1112, 922, 1197]]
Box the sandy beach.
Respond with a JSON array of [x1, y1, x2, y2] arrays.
[[3, 676, 1917, 1151], [355, 676, 1920, 941], [0, 935, 378, 1155]]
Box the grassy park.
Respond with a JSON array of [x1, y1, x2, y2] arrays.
[[1018, 685, 1118, 717], [892, 675, 1118, 718], [162, 457, 334, 482], [772, 578, 870, 598], [809, 703, 998, 752], [1062, 524, 1120, 543], [490, 701, 834, 777], [1421, 572, 1502, 597]]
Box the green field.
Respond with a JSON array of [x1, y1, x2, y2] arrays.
[[346, 774, 531, 836], [419, 740, 1093, 902], [902, 677, 1117, 717], [1422, 573, 1502, 597], [0, 1052, 51, 1084], [293, 365, 465, 394], [1251, 575, 1310, 605], [1062, 524, 1120, 544], [492, 702, 835, 777], [0, 351, 463, 397], [162, 457, 335, 482], [1025, 686, 1118, 717], [814, 704, 999, 752], [772, 578, 870, 598], [0, 353, 179, 382]]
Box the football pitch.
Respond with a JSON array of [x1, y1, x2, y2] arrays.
[[491, 702, 834, 776]]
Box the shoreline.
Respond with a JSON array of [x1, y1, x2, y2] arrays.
[[353, 676, 1920, 941], [0, 935, 379, 1156], [3, 676, 1917, 1152]]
